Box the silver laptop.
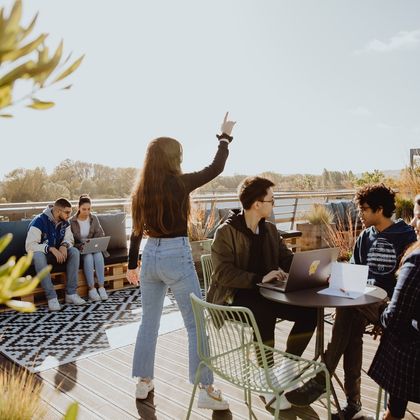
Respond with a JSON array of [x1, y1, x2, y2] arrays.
[[80, 236, 111, 255], [258, 247, 339, 293]]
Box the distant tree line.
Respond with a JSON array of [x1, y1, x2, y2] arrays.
[[1, 160, 415, 203], [0, 159, 137, 203], [196, 169, 381, 193]]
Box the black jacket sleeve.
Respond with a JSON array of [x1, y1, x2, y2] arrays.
[[128, 232, 142, 269], [182, 142, 229, 192]]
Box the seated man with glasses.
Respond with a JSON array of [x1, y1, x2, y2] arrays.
[[207, 176, 317, 410], [286, 184, 416, 419], [26, 198, 85, 311]]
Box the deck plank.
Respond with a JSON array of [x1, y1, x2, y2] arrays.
[[1, 318, 419, 419]]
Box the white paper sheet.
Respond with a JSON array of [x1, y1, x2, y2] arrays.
[[318, 286, 376, 299], [317, 262, 372, 299]]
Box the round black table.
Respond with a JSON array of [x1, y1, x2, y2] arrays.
[[260, 285, 387, 419]]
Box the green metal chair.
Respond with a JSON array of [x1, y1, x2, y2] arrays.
[[187, 293, 331, 419], [201, 252, 284, 326], [200, 253, 213, 300], [375, 387, 388, 420]]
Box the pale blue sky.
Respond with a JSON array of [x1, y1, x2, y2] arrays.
[[1, 0, 420, 179]]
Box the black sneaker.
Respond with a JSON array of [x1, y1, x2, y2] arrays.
[[332, 401, 364, 419], [285, 377, 326, 406]]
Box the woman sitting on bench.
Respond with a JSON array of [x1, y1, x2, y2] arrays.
[[70, 194, 108, 301]]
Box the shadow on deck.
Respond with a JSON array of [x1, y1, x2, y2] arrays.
[[1, 319, 419, 419]]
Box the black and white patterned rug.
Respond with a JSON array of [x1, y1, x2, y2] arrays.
[[0, 288, 183, 372]]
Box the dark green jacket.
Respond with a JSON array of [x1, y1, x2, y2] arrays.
[[207, 211, 293, 306]]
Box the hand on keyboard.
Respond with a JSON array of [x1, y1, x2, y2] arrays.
[[262, 269, 288, 284]]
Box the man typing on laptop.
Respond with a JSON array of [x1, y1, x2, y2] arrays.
[[207, 176, 317, 410]]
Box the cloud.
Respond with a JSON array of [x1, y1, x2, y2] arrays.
[[349, 106, 372, 117], [376, 122, 400, 130], [355, 29, 420, 54]]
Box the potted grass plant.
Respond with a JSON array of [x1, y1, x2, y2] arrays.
[[324, 211, 358, 261], [188, 202, 218, 261], [296, 204, 335, 250]]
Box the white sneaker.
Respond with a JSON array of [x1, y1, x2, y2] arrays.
[[97, 286, 108, 300], [48, 298, 61, 311], [261, 392, 292, 410], [260, 358, 300, 411], [136, 379, 154, 399], [88, 288, 100, 302], [271, 358, 301, 388], [197, 387, 229, 410], [65, 294, 86, 305]]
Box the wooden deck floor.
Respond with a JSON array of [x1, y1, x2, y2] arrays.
[[1, 319, 419, 419]]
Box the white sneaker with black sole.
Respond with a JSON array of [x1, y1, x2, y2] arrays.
[[136, 379, 154, 399]]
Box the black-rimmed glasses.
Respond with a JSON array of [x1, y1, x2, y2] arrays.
[[259, 199, 275, 205]]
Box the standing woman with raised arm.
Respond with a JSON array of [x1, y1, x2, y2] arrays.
[[126, 113, 236, 411]]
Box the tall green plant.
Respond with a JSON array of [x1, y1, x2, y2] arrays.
[[0, 0, 84, 117], [395, 196, 414, 222], [0, 233, 50, 312], [354, 170, 385, 187]]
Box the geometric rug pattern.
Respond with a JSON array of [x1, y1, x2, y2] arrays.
[[0, 288, 182, 372]]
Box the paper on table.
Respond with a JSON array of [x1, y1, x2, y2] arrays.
[[318, 286, 376, 299], [317, 262, 372, 299]]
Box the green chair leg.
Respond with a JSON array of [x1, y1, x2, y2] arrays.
[[376, 387, 383, 420]]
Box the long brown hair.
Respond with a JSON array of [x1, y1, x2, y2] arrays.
[[400, 240, 420, 265], [131, 137, 188, 236]]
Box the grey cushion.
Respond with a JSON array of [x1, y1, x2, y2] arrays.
[[0, 220, 31, 265], [96, 212, 127, 250]]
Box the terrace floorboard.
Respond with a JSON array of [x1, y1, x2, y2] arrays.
[[1, 318, 419, 419]]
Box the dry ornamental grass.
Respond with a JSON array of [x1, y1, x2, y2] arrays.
[[0, 368, 46, 420]]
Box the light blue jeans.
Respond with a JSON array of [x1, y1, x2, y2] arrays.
[[82, 252, 105, 287], [132, 237, 213, 385], [32, 247, 80, 300]]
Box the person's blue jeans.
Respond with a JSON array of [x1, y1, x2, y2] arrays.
[[132, 237, 213, 385], [82, 252, 105, 287], [32, 247, 80, 300]]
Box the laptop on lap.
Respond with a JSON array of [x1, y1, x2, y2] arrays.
[[80, 236, 111, 255], [258, 247, 339, 293]]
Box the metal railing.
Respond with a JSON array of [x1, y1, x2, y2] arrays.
[[0, 190, 356, 229]]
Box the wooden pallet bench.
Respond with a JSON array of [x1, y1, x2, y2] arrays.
[[17, 262, 133, 306], [0, 212, 138, 309], [278, 229, 302, 252]]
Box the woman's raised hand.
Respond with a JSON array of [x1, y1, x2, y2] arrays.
[[220, 112, 236, 136]]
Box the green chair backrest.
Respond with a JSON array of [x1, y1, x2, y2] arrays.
[[190, 293, 321, 393], [200, 253, 213, 300]]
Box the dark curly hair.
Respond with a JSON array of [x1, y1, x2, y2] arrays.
[[354, 183, 396, 218]]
